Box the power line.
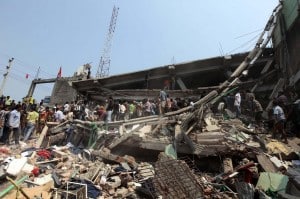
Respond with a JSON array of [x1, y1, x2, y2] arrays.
[[12, 60, 56, 80], [0, 51, 12, 59], [6, 74, 51, 100], [226, 32, 261, 55], [0, 67, 53, 91], [0, 53, 38, 72], [0, 54, 56, 95], [13, 58, 56, 77], [7, 75, 53, 97], [2, 54, 69, 79], [0, 52, 57, 77], [234, 28, 264, 39]]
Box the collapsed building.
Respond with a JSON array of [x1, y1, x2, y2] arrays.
[[1, 1, 300, 198]]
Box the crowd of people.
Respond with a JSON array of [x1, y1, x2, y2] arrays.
[[95, 94, 194, 123], [227, 88, 300, 144], [0, 90, 197, 146], [0, 87, 299, 146]]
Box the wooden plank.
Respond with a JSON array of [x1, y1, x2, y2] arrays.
[[49, 120, 70, 134], [35, 158, 61, 165], [30, 125, 49, 161], [256, 154, 278, 173], [36, 125, 49, 148]]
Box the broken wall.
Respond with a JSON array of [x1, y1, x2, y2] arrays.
[[51, 78, 78, 105]]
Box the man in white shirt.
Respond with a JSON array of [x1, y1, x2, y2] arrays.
[[234, 91, 241, 118], [118, 102, 126, 120], [273, 100, 287, 143], [54, 106, 65, 123], [9, 104, 22, 145], [63, 102, 70, 113]]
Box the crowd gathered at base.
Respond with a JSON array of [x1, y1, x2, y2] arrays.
[[0, 87, 299, 146]]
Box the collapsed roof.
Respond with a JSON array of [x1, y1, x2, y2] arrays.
[[72, 49, 274, 101]]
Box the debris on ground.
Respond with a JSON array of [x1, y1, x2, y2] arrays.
[[1, 3, 300, 199], [0, 99, 300, 198]]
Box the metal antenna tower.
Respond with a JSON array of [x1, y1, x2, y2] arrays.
[[96, 6, 119, 78]]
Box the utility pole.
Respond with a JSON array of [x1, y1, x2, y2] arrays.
[[34, 66, 41, 80], [0, 58, 14, 96]]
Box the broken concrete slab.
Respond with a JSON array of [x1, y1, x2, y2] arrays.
[[256, 154, 278, 173]]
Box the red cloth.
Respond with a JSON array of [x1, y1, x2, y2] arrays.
[[57, 67, 62, 78], [31, 167, 40, 176], [237, 162, 256, 184], [243, 168, 253, 183], [37, 149, 51, 159]]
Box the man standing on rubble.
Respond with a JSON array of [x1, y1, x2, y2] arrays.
[[54, 106, 65, 123], [273, 100, 288, 143], [8, 104, 22, 145], [234, 90, 241, 118], [106, 96, 114, 122], [142, 98, 152, 116], [128, 101, 136, 119], [112, 100, 120, 121], [0, 106, 10, 144], [23, 105, 39, 141], [119, 101, 126, 120], [159, 88, 168, 114], [63, 101, 70, 114], [249, 95, 263, 127], [39, 106, 51, 132]]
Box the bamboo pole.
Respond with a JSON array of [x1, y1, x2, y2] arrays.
[[0, 175, 29, 198], [6, 176, 30, 199]]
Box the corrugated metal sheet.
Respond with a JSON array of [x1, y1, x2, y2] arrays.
[[273, 0, 299, 46], [282, 0, 300, 30]]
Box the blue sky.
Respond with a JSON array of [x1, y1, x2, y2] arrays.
[[0, 0, 278, 102]]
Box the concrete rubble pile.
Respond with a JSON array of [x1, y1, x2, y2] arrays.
[[0, 100, 300, 199], [1, 3, 300, 198]]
